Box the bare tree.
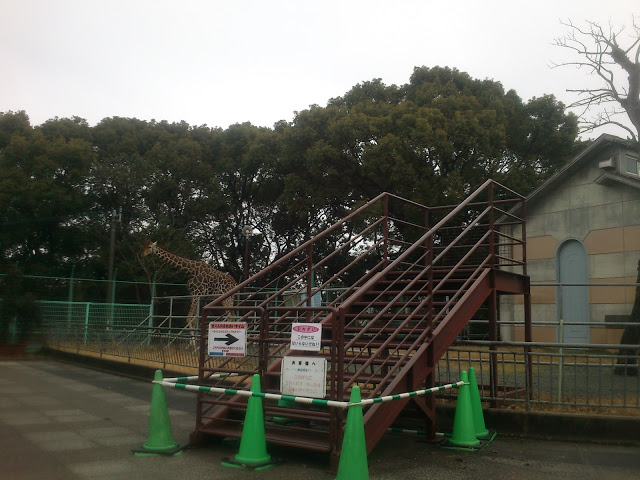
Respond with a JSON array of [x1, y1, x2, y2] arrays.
[[553, 18, 640, 145], [554, 19, 640, 376]]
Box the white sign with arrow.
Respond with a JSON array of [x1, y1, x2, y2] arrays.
[[208, 322, 247, 357]]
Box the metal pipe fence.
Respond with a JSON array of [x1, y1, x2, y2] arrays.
[[42, 320, 640, 412], [45, 322, 201, 370], [436, 340, 640, 411], [39, 277, 640, 413]]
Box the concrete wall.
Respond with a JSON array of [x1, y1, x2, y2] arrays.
[[500, 146, 640, 343]]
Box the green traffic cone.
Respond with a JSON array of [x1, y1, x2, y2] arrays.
[[468, 367, 490, 438], [222, 374, 275, 470], [448, 370, 480, 447], [272, 396, 296, 424], [134, 370, 182, 456], [335, 386, 369, 480]]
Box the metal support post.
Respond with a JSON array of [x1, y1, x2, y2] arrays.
[[83, 302, 90, 347], [558, 318, 564, 403], [147, 272, 157, 345], [383, 195, 389, 264], [488, 277, 498, 407], [67, 265, 75, 328]]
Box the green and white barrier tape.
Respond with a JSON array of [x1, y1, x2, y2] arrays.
[[155, 378, 466, 409], [163, 373, 239, 383], [352, 381, 465, 406], [155, 380, 349, 408]]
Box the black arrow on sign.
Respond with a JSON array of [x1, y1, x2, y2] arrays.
[[214, 333, 239, 346]]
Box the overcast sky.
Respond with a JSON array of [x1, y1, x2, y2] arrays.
[[0, 1, 637, 139]]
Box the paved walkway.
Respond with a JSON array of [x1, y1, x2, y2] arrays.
[[1, 359, 639, 480]]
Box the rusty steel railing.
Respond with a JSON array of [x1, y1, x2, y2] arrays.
[[195, 179, 527, 457]]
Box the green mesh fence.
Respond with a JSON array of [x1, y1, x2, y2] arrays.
[[41, 301, 163, 361], [40, 301, 151, 329], [41, 299, 200, 370]]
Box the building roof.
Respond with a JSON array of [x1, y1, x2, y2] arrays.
[[525, 133, 639, 209]]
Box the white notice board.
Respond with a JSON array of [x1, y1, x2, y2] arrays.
[[290, 322, 322, 351], [280, 356, 327, 398], [208, 322, 247, 357]]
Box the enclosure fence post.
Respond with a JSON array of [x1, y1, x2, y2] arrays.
[[109, 268, 117, 329], [83, 302, 90, 348], [558, 317, 564, 403], [488, 181, 495, 267], [148, 272, 157, 346], [524, 349, 530, 412], [67, 265, 75, 329]]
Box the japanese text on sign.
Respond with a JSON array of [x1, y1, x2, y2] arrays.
[[290, 322, 322, 351], [281, 356, 327, 398], [208, 322, 247, 357]]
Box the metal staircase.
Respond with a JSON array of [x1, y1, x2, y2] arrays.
[[191, 179, 530, 468]]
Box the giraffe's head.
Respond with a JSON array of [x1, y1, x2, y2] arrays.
[[141, 241, 158, 258]]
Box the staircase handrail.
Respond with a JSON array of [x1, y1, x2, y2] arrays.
[[337, 179, 521, 314], [203, 191, 391, 310]]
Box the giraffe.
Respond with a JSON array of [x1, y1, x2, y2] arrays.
[[141, 241, 238, 337]]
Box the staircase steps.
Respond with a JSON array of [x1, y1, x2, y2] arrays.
[[194, 180, 529, 469], [198, 419, 333, 452]]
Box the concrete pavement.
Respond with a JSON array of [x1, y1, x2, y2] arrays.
[[1, 358, 639, 480]]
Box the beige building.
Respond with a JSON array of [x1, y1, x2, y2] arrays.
[[501, 134, 640, 344]]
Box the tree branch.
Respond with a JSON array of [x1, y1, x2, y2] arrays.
[[554, 18, 640, 142]]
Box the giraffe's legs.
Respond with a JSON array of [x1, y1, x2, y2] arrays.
[[222, 295, 236, 319], [185, 298, 199, 352]]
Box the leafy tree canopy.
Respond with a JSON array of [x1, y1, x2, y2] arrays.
[[0, 66, 580, 301]]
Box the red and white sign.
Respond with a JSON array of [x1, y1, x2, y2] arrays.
[[208, 322, 246, 357], [290, 322, 322, 351]]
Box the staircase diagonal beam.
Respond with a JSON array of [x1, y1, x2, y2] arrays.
[[193, 180, 528, 465], [342, 230, 492, 394], [362, 269, 493, 452], [342, 207, 490, 356]]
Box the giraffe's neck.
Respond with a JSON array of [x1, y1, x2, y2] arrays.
[[152, 246, 202, 273]]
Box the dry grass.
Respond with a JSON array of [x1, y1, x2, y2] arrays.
[[481, 401, 640, 417], [435, 395, 640, 417]]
